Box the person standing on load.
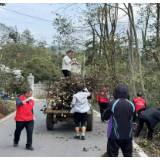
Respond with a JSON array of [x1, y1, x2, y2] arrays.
[[62, 50, 74, 77], [70, 84, 91, 140], [96, 85, 110, 122]]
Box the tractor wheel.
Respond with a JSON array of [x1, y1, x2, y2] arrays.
[[86, 109, 93, 131], [46, 113, 54, 130]]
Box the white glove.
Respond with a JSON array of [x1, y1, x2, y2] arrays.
[[84, 88, 88, 92], [33, 117, 35, 120], [107, 93, 110, 99], [26, 97, 34, 101], [72, 58, 76, 61]]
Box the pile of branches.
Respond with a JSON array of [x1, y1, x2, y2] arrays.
[[45, 76, 102, 110]]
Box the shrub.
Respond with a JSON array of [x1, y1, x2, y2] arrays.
[[6, 77, 30, 96]]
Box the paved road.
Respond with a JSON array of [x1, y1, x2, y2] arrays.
[[0, 100, 140, 157]]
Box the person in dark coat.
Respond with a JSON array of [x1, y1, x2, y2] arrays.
[[135, 107, 160, 140], [103, 84, 135, 157]]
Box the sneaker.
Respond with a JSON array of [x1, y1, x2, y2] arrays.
[[74, 135, 80, 139], [13, 143, 18, 147], [81, 135, 85, 140], [26, 146, 34, 151]]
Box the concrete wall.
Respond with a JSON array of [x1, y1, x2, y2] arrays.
[[34, 82, 47, 98]]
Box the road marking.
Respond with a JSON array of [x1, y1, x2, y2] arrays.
[[0, 111, 16, 123], [93, 109, 100, 115], [133, 140, 148, 157], [93, 109, 148, 157], [93, 109, 101, 117]]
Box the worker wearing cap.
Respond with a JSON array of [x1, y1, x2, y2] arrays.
[[62, 50, 74, 77]]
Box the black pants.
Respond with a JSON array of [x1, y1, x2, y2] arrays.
[[62, 70, 71, 77], [74, 112, 87, 127], [99, 102, 108, 121], [107, 138, 132, 157], [14, 120, 34, 146], [135, 114, 153, 139]]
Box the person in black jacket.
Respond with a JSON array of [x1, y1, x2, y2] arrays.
[[135, 107, 160, 140], [103, 84, 135, 157]]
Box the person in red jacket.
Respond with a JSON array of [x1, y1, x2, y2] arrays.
[[13, 88, 35, 150], [96, 85, 110, 122], [133, 92, 147, 122]]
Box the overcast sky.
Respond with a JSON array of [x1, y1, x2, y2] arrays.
[[0, 3, 142, 47], [0, 3, 75, 45]]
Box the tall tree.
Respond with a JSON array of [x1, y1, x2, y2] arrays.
[[20, 29, 35, 46]]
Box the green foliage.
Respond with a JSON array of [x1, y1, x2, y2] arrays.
[[5, 77, 30, 96], [0, 43, 58, 69], [0, 71, 15, 92], [22, 57, 62, 83], [20, 29, 35, 46], [0, 3, 5, 6]]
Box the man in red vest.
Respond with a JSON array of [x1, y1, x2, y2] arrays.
[[133, 92, 147, 122], [13, 88, 35, 150], [96, 85, 110, 122], [133, 92, 146, 113]]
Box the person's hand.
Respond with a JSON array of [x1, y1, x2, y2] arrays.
[[70, 60, 73, 64], [26, 97, 34, 102], [33, 117, 35, 121], [84, 88, 88, 92], [72, 58, 76, 63]]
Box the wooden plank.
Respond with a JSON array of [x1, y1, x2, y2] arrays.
[[46, 108, 92, 114]]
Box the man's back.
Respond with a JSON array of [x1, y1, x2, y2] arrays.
[[142, 107, 160, 129], [70, 92, 91, 113], [134, 97, 145, 112], [107, 98, 135, 139]]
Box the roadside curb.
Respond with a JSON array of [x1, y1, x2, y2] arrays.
[[0, 111, 16, 123], [93, 109, 148, 157]]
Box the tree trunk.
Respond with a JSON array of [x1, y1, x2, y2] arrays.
[[127, 24, 136, 98], [157, 3, 160, 50], [126, 3, 147, 101]]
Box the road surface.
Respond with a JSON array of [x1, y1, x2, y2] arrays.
[[0, 100, 140, 157]]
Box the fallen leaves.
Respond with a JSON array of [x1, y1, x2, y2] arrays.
[[83, 148, 88, 151]]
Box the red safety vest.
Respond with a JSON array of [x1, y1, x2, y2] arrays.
[[133, 97, 145, 113], [15, 95, 34, 121], [96, 89, 109, 103]]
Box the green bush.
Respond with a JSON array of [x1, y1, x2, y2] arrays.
[[6, 77, 30, 96], [22, 57, 62, 83]]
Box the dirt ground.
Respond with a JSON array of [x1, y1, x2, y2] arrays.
[[133, 123, 160, 157]]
